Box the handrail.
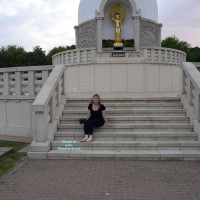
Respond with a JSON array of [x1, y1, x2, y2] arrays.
[[32, 65, 66, 147], [182, 62, 200, 122]]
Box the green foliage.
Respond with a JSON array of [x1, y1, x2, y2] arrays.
[[0, 36, 199, 67], [102, 39, 134, 48], [0, 44, 76, 68], [161, 36, 191, 52], [0, 141, 27, 177], [161, 36, 200, 62], [187, 47, 200, 62], [46, 45, 75, 64], [0, 45, 26, 67]]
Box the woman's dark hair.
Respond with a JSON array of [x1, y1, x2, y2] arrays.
[[90, 94, 101, 105]]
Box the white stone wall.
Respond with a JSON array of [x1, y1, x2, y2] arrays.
[[0, 100, 34, 137], [0, 65, 53, 137], [65, 62, 182, 95]]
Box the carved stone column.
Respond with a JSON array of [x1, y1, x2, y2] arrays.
[[74, 26, 79, 49], [96, 15, 104, 53], [132, 15, 141, 52]]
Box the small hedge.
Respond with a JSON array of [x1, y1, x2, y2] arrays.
[[102, 39, 134, 48]]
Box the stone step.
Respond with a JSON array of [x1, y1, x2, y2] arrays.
[[65, 102, 183, 107], [65, 106, 184, 111], [66, 97, 181, 103], [65, 101, 183, 105], [57, 124, 193, 131], [64, 103, 183, 109], [47, 149, 200, 160], [60, 115, 189, 120], [51, 140, 200, 151], [54, 131, 197, 141], [62, 109, 187, 116], [59, 117, 190, 124]]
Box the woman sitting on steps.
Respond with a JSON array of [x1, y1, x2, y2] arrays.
[[81, 94, 111, 142]]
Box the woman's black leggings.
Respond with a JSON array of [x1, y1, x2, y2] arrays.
[[84, 119, 104, 135]]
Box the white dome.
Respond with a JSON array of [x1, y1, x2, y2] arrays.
[[78, 0, 158, 24]]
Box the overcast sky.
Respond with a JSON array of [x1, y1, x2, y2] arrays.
[[0, 0, 199, 53]]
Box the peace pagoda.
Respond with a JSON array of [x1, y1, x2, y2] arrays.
[[2, 0, 200, 160], [52, 0, 185, 97]]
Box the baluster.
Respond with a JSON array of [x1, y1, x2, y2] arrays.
[[49, 92, 56, 123], [143, 49, 147, 60], [15, 72, 22, 96], [151, 49, 154, 62], [42, 71, 49, 84], [188, 80, 194, 106], [197, 94, 200, 122], [76, 51, 80, 63], [28, 71, 35, 96], [61, 73, 65, 95], [182, 70, 187, 94], [3, 72, 9, 96]]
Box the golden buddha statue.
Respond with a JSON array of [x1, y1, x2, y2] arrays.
[[110, 4, 125, 47]]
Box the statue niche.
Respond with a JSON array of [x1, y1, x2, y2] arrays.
[[110, 4, 125, 48]]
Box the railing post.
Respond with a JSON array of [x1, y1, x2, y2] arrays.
[[35, 111, 48, 142], [182, 70, 186, 94], [61, 74, 64, 95], [198, 94, 200, 122], [15, 72, 21, 96], [49, 93, 56, 123], [188, 80, 194, 106], [28, 71, 35, 96], [42, 71, 49, 84], [151, 49, 154, 62], [3, 72, 9, 96]]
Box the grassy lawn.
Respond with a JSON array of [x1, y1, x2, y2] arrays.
[[0, 141, 28, 177]]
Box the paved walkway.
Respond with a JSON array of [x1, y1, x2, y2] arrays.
[[0, 159, 200, 200], [0, 135, 33, 143]]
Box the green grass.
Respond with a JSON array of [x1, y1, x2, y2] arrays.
[[0, 141, 28, 177]]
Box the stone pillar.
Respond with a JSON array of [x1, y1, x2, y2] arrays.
[[74, 26, 79, 49], [96, 15, 104, 53], [132, 15, 141, 52]]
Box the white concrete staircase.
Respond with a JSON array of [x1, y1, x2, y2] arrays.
[[47, 97, 200, 160]]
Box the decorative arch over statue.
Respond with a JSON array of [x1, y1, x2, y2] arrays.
[[96, 0, 141, 52], [98, 0, 138, 17], [75, 0, 162, 52]]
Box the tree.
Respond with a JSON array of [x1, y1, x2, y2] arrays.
[[46, 45, 76, 64], [162, 36, 191, 53], [0, 45, 26, 68], [25, 46, 47, 66], [187, 47, 200, 62], [161, 36, 200, 62]]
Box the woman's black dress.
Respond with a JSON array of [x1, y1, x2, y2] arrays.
[[83, 103, 106, 135]]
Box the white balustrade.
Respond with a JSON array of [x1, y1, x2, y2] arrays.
[[52, 47, 186, 66], [143, 47, 187, 64], [181, 62, 200, 122], [31, 65, 66, 152], [0, 66, 53, 99], [52, 48, 96, 65]]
